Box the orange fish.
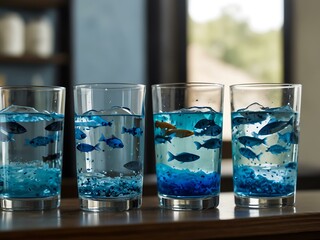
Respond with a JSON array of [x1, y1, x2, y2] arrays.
[[165, 129, 194, 138], [155, 121, 176, 130]]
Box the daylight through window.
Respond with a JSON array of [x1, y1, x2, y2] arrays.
[[187, 0, 284, 140]]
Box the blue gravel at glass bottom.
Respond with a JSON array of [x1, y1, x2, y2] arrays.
[[77, 174, 142, 199], [156, 163, 220, 198], [234, 165, 295, 197], [0, 165, 61, 198]]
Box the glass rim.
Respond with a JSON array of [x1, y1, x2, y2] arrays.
[[230, 83, 302, 90], [0, 85, 65, 91], [152, 82, 224, 89], [74, 83, 146, 90]]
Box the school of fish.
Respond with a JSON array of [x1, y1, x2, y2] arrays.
[[154, 113, 223, 163], [75, 109, 143, 171], [232, 104, 299, 161], [0, 112, 64, 163]]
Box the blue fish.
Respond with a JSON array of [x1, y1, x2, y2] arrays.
[[0, 122, 26, 134], [232, 113, 268, 126], [238, 136, 266, 147], [122, 126, 143, 137], [232, 117, 251, 126], [76, 143, 100, 152], [194, 119, 215, 129], [87, 116, 112, 126], [75, 115, 112, 128], [154, 135, 172, 144], [285, 162, 297, 169], [238, 112, 268, 123], [278, 132, 299, 145], [75, 128, 87, 140], [266, 145, 289, 155], [194, 124, 222, 136], [262, 105, 293, 112], [194, 118, 221, 136], [267, 111, 295, 120], [168, 151, 200, 163], [123, 161, 142, 171], [239, 147, 262, 160], [262, 105, 295, 119], [25, 134, 57, 147], [194, 138, 222, 150], [258, 118, 293, 135], [45, 121, 63, 131], [99, 134, 124, 148]]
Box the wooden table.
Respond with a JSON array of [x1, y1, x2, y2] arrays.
[[1, 191, 320, 239]]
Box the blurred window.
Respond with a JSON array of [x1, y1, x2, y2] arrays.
[[187, 0, 284, 140]]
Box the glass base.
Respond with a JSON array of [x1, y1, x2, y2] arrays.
[[80, 197, 142, 212], [159, 195, 219, 210], [235, 194, 295, 208], [0, 196, 60, 211]]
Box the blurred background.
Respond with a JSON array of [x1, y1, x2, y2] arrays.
[[0, 0, 318, 193]]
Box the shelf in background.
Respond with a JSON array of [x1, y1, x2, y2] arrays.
[[0, 0, 68, 9], [0, 54, 69, 65]]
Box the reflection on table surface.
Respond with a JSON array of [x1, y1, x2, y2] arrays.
[[1, 191, 320, 232]]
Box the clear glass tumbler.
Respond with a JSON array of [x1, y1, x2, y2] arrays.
[[230, 83, 302, 208], [74, 83, 146, 211], [0, 86, 65, 211], [152, 82, 224, 210]]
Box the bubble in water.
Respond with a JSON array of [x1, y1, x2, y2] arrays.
[[0, 105, 53, 122], [106, 106, 134, 115], [83, 107, 134, 116], [109, 106, 134, 115], [0, 105, 39, 113], [174, 106, 216, 113], [83, 110, 100, 115]]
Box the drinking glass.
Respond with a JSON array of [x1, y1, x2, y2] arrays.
[[74, 83, 146, 211], [0, 86, 65, 211], [230, 83, 302, 208], [152, 82, 224, 210]]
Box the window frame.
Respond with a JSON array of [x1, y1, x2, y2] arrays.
[[145, 0, 291, 173]]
